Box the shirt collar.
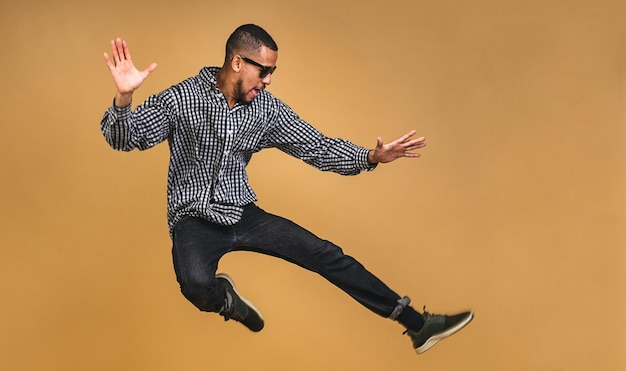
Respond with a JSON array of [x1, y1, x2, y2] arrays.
[[199, 67, 221, 89]]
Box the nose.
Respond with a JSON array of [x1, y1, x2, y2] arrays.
[[262, 73, 272, 86]]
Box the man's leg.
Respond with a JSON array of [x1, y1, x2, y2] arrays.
[[232, 205, 414, 318], [171, 216, 264, 331], [233, 204, 473, 353]]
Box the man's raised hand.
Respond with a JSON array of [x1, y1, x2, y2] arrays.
[[103, 38, 157, 106]]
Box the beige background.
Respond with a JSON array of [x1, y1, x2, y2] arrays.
[[1, 0, 625, 370]]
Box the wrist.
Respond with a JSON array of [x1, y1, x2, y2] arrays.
[[115, 92, 133, 107], [367, 150, 378, 165]]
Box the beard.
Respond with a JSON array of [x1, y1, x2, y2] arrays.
[[234, 78, 253, 105]]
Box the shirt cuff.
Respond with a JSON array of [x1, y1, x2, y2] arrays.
[[358, 147, 378, 171], [110, 98, 132, 119]]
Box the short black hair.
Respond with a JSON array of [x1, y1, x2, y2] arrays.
[[225, 24, 278, 61]]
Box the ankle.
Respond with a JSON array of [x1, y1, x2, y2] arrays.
[[397, 306, 424, 332]]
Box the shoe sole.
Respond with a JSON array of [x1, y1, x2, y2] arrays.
[[415, 311, 474, 354], [216, 273, 264, 322]]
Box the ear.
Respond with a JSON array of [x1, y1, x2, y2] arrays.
[[231, 55, 243, 73]]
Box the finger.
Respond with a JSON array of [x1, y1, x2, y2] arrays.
[[402, 136, 426, 148], [122, 39, 131, 62], [114, 38, 126, 62], [397, 130, 417, 143], [103, 52, 115, 70], [390, 133, 414, 148], [110, 40, 120, 65], [405, 139, 426, 149], [405, 146, 425, 154]]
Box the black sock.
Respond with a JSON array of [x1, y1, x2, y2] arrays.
[[397, 306, 424, 332]]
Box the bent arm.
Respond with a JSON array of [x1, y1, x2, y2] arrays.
[[100, 92, 175, 152]]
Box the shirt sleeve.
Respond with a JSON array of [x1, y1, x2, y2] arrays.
[[265, 98, 377, 176], [100, 91, 176, 152]]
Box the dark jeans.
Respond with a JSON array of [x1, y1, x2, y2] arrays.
[[172, 203, 401, 317]]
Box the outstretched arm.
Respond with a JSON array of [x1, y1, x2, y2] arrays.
[[103, 38, 157, 107], [367, 130, 426, 164]]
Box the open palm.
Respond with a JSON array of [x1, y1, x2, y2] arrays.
[[370, 130, 427, 163], [103, 38, 157, 94]]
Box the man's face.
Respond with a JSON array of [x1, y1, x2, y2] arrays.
[[234, 46, 278, 104]]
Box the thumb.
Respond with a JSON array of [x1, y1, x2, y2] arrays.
[[141, 62, 158, 77], [145, 62, 158, 73], [376, 136, 384, 150]]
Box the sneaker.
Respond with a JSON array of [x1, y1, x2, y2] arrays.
[[216, 273, 264, 332], [405, 308, 473, 354]]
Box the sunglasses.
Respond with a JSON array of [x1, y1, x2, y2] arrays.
[[239, 55, 277, 78]]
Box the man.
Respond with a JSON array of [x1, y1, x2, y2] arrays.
[[100, 24, 472, 354]]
